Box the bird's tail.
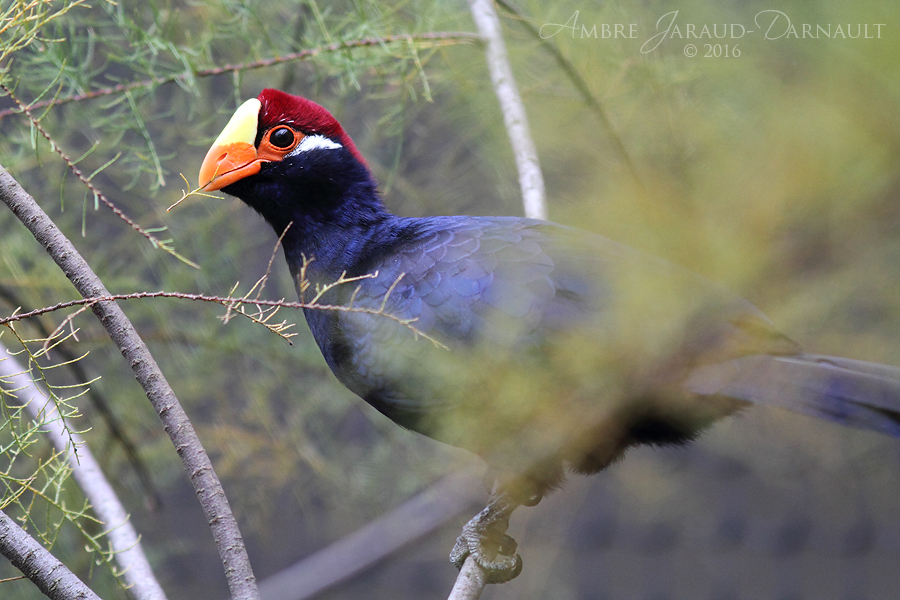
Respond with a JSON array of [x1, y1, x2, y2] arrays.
[[683, 354, 900, 438]]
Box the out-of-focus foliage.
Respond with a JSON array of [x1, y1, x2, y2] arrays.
[[0, 0, 898, 598]]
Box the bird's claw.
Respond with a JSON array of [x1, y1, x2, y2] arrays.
[[450, 515, 523, 583]]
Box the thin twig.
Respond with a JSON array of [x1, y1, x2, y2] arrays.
[[43, 305, 91, 353], [0, 32, 480, 121], [378, 273, 407, 314], [0, 289, 448, 351], [253, 222, 293, 302]]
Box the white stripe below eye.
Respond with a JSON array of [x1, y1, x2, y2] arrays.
[[289, 134, 343, 156]]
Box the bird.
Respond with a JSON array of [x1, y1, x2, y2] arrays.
[[196, 88, 900, 583]]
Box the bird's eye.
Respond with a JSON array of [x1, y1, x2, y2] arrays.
[[269, 127, 296, 149]]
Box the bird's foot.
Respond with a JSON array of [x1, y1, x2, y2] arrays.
[[450, 497, 523, 584]]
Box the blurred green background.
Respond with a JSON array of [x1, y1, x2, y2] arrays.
[[1, 0, 899, 598]]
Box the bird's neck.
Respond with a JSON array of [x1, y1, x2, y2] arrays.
[[274, 183, 398, 290]]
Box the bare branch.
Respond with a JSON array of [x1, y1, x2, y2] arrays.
[[468, 0, 546, 220], [253, 222, 293, 302], [0, 164, 260, 600], [378, 273, 407, 314], [444, 3, 547, 595], [0, 287, 448, 351]]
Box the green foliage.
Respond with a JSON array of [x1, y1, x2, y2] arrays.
[[0, 330, 123, 595]]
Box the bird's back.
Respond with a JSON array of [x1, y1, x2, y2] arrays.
[[301, 216, 798, 486]]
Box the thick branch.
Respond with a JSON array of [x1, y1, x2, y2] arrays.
[[468, 0, 546, 220], [0, 165, 260, 600], [0, 343, 168, 600], [0, 509, 101, 600]]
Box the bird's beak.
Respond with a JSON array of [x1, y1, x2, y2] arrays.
[[198, 98, 262, 191]]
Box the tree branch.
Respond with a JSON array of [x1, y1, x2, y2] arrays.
[[0, 509, 102, 600], [0, 165, 260, 600], [468, 0, 546, 220], [447, 556, 486, 600], [0, 83, 198, 268], [0, 341, 168, 599]]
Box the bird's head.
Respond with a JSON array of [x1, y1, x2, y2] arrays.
[[198, 89, 380, 231]]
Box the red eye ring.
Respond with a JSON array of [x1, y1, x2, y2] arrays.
[[257, 126, 305, 162], [269, 126, 296, 149]]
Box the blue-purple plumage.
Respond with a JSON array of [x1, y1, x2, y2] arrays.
[[211, 89, 900, 492]]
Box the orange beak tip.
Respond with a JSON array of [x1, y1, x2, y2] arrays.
[[197, 141, 260, 192]]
